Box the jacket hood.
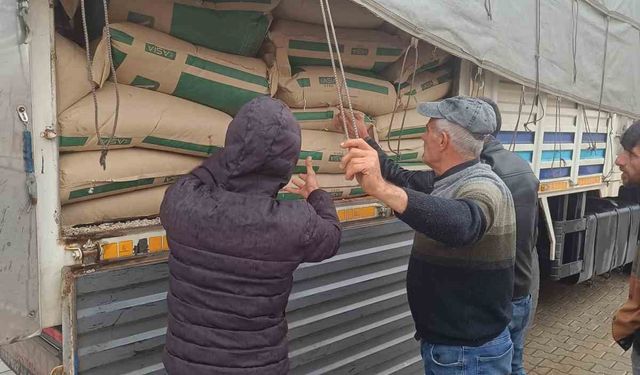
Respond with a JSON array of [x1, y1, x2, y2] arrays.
[[192, 97, 301, 196]]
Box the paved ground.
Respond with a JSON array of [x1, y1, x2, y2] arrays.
[[0, 271, 632, 375], [525, 271, 632, 375]]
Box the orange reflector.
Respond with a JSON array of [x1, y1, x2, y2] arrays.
[[102, 243, 118, 260], [337, 206, 378, 222], [578, 176, 602, 186], [148, 236, 164, 253], [162, 236, 169, 250], [539, 181, 570, 193], [118, 240, 134, 257]]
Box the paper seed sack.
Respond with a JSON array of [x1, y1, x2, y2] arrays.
[[93, 23, 275, 116], [107, 0, 280, 56], [62, 185, 168, 226], [55, 33, 92, 115], [59, 149, 201, 205], [58, 82, 231, 157], [376, 109, 427, 140], [291, 107, 373, 133], [277, 67, 396, 116], [269, 19, 404, 77]]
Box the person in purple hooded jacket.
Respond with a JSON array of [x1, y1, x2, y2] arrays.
[[160, 97, 342, 375]]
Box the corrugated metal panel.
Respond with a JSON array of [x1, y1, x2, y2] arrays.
[[63, 218, 421, 374]]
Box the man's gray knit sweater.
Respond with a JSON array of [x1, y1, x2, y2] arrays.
[[367, 139, 517, 345]]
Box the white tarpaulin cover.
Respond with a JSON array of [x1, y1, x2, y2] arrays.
[[353, 0, 640, 118]]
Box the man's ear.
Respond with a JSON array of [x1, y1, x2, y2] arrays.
[[439, 130, 450, 151]]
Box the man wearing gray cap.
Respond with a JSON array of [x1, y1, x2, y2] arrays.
[[338, 96, 517, 374]]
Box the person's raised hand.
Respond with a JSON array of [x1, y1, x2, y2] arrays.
[[284, 157, 320, 199], [340, 139, 386, 196]]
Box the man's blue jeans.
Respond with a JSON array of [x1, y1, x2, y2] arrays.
[[421, 327, 513, 374], [509, 295, 533, 375]]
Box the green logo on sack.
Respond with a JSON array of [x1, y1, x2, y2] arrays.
[[351, 48, 369, 56], [98, 137, 132, 146], [319, 77, 336, 85], [329, 154, 343, 162], [145, 43, 176, 60]]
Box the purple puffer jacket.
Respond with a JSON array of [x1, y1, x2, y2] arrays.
[[160, 97, 342, 374]]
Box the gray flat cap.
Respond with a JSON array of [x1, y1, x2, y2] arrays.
[[417, 96, 497, 135]]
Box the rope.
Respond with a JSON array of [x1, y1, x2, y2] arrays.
[[523, 0, 544, 131], [318, 0, 358, 140], [581, 106, 597, 150], [484, 0, 493, 21], [595, 15, 610, 135], [80, 0, 120, 170], [386, 38, 419, 157], [508, 85, 526, 152], [571, 0, 580, 83]]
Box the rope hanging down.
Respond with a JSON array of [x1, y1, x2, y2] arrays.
[[386, 37, 420, 157], [318, 0, 358, 140], [80, 0, 120, 170]]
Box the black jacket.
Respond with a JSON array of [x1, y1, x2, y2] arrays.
[[481, 137, 539, 298], [160, 97, 341, 374]]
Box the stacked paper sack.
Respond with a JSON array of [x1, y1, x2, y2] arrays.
[[55, 0, 450, 226]]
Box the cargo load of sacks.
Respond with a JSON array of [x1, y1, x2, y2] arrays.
[[59, 0, 281, 57], [92, 22, 276, 116]]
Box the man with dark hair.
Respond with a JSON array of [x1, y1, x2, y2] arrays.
[[478, 97, 540, 375], [613, 121, 640, 375]]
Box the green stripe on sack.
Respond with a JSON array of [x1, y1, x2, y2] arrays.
[[185, 55, 268, 87], [131, 76, 160, 90], [293, 111, 334, 121], [294, 165, 320, 174], [109, 28, 135, 45], [289, 56, 334, 67], [350, 187, 365, 196], [277, 192, 302, 201], [289, 40, 344, 53], [388, 127, 426, 138], [142, 136, 222, 155], [346, 79, 388, 95], [59, 136, 88, 147], [297, 78, 311, 88], [389, 152, 419, 161], [171, 5, 269, 56], [68, 178, 156, 200], [299, 151, 323, 160], [173, 72, 265, 115], [112, 47, 127, 70], [376, 47, 402, 56]]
